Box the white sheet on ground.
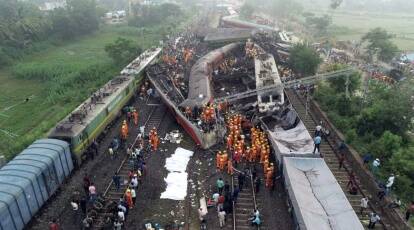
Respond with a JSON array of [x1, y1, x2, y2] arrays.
[[283, 157, 364, 230], [160, 147, 194, 200], [269, 121, 314, 155]]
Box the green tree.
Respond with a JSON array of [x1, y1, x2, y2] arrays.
[[0, 0, 51, 66], [362, 28, 399, 62], [105, 37, 142, 66], [356, 82, 413, 137], [326, 64, 361, 94], [289, 43, 322, 76], [305, 15, 332, 35], [389, 147, 414, 200], [369, 131, 402, 161], [239, 3, 254, 19], [50, 0, 99, 39]]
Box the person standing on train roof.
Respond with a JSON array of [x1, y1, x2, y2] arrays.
[[313, 135, 322, 154]]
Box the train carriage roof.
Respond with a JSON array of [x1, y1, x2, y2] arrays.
[[48, 48, 161, 138], [283, 157, 364, 230], [204, 28, 253, 43]]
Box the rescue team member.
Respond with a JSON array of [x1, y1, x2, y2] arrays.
[[121, 120, 128, 142], [132, 109, 139, 126]]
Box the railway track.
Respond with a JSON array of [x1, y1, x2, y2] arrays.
[[228, 166, 262, 230], [92, 100, 166, 229], [286, 89, 387, 230]]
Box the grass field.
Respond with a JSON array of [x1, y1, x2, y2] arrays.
[[310, 10, 414, 51], [0, 25, 163, 159]]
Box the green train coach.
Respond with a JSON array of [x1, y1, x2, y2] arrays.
[[48, 48, 162, 165]]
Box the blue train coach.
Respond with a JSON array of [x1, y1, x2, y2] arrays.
[[0, 139, 73, 230]]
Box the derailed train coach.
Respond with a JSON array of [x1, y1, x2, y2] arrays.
[[283, 157, 364, 230], [0, 139, 73, 230]]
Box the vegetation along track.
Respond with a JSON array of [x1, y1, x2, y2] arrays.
[[286, 89, 388, 230], [92, 100, 166, 229]]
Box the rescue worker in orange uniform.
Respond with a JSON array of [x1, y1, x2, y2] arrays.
[[133, 109, 139, 126], [219, 152, 227, 171], [226, 135, 233, 151], [250, 146, 257, 162], [151, 131, 159, 151], [260, 147, 267, 163], [125, 189, 133, 208], [227, 160, 234, 175], [263, 156, 269, 175], [121, 120, 128, 141], [265, 163, 274, 188], [216, 151, 222, 169]]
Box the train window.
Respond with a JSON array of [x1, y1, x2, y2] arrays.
[[262, 95, 271, 103]]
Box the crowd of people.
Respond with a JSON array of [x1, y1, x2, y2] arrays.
[[52, 92, 156, 230], [206, 113, 283, 228]]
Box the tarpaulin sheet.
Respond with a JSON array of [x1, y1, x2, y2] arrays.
[[160, 147, 193, 200], [283, 157, 363, 230], [269, 121, 314, 155]]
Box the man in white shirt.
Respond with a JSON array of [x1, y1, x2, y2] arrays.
[[372, 158, 380, 175], [71, 200, 79, 211], [131, 188, 137, 205], [218, 209, 226, 228], [130, 176, 138, 189], [118, 210, 125, 222], [385, 174, 395, 195], [368, 212, 380, 229], [360, 197, 369, 215], [212, 192, 220, 207]]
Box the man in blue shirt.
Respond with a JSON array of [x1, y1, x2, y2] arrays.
[[313, 135, 322, 154]]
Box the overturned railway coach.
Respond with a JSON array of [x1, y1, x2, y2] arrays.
[[48, 48, 162, 165]]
